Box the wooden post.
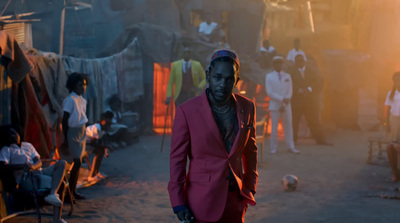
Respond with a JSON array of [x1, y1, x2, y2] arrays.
[[59, 0, 66, 55]]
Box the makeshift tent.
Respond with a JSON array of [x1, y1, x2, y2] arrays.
[[0, 30, 145, 158]]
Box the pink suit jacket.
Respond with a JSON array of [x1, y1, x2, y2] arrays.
[[168, 91, 258, 222]]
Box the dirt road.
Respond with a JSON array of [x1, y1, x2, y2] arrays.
[[6, 130, 400, 223]]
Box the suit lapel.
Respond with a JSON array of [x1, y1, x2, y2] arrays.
[[190, 61, 198, 86], [199, 91, 226, 152], [229, 94, 248, 156], [178, 60, 183, 76], [199, 92, 250, 155]]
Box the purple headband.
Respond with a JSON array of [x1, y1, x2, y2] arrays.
[[210, 49, 240, 67]]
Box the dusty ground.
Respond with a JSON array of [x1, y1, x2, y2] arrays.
[[5, 129, 400, 223]]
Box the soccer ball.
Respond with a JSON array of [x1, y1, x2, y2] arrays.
[[282, 174, 298, 192]]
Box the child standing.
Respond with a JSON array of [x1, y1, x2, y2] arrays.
[[62, 72, 89, 200]]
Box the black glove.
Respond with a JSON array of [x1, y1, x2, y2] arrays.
[[165, 98, 171, 105], [176, 208, 194, 223]]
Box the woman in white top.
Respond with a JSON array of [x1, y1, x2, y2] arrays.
[[62, 72, 89, 200], [385, 72, 400, 182]]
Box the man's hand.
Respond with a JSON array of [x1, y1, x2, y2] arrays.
[[165, 97, 171, 105], [24, 162, 33, 172], [105, 148, 110, 158], [176, 209, 194, 223]]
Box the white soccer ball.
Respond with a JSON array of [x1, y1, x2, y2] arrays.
[[282, 174, 298, 192]]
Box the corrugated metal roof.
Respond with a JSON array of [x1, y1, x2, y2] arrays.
[[3, 23, 25, 43]]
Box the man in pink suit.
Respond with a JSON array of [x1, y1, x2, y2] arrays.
[[168, 49, 258, 223]]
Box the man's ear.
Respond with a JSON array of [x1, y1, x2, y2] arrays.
[[234, 76, 240, 88], [206, 68, 211, 83], [235, 72, 241, 85]]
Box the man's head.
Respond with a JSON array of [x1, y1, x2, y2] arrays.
[[204, 12, 212, 24], [99, 111, 114, 131], [272, 56, 284, 72], [206, 50, 240, 103], [0, 125, 21, 147], [183, 47, 192, 62], [393, 72, 400, 89], [294, 38, 300, 51], [295, 54, 306, 68], [66, 72, 89, 95], [263, 40, 270, 49]]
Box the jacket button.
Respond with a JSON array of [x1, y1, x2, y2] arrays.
[[240, 109, 244, 114]]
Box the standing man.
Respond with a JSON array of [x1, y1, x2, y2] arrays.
[[290, 54, 331, 145], [165, 46, 206, 106], [260, 39, 276, 55], [168, 50, 258, 223], [286, 38, 307, 63], [266, 56, 299, 154]]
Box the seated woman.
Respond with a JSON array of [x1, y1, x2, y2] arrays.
[[0, 125, 67, 223], [105, 94, 131, 147]]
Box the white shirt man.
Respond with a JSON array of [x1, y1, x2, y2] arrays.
[[0, 142, 39, 184], [86, 123, 105, 144], [286, 49, 307, 63], [385, 90, 400, 116], [260, 46, 275, 53], [198, 21, 218, 35], [265, 56, 299, 154], [0, 141, 66, 207], [182, 59, 191, 73]]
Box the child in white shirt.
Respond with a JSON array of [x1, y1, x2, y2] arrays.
[[62, 72, 89, 200], [85, 111, 113, 183]]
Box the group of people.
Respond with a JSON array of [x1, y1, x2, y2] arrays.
[[264, 38, 331, 155], [266, 49, 332, 155], [258, 38, 306, 69], [0, 72, 131, 222], [166, 40, 334, 221]]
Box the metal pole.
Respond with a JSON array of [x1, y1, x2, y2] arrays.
[[59, 0, 67, 54], [307, 1, 315, 34], [160, 104, 170, 152]]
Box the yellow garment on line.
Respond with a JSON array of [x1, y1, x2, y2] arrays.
[[166, 59, 206, 101]]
